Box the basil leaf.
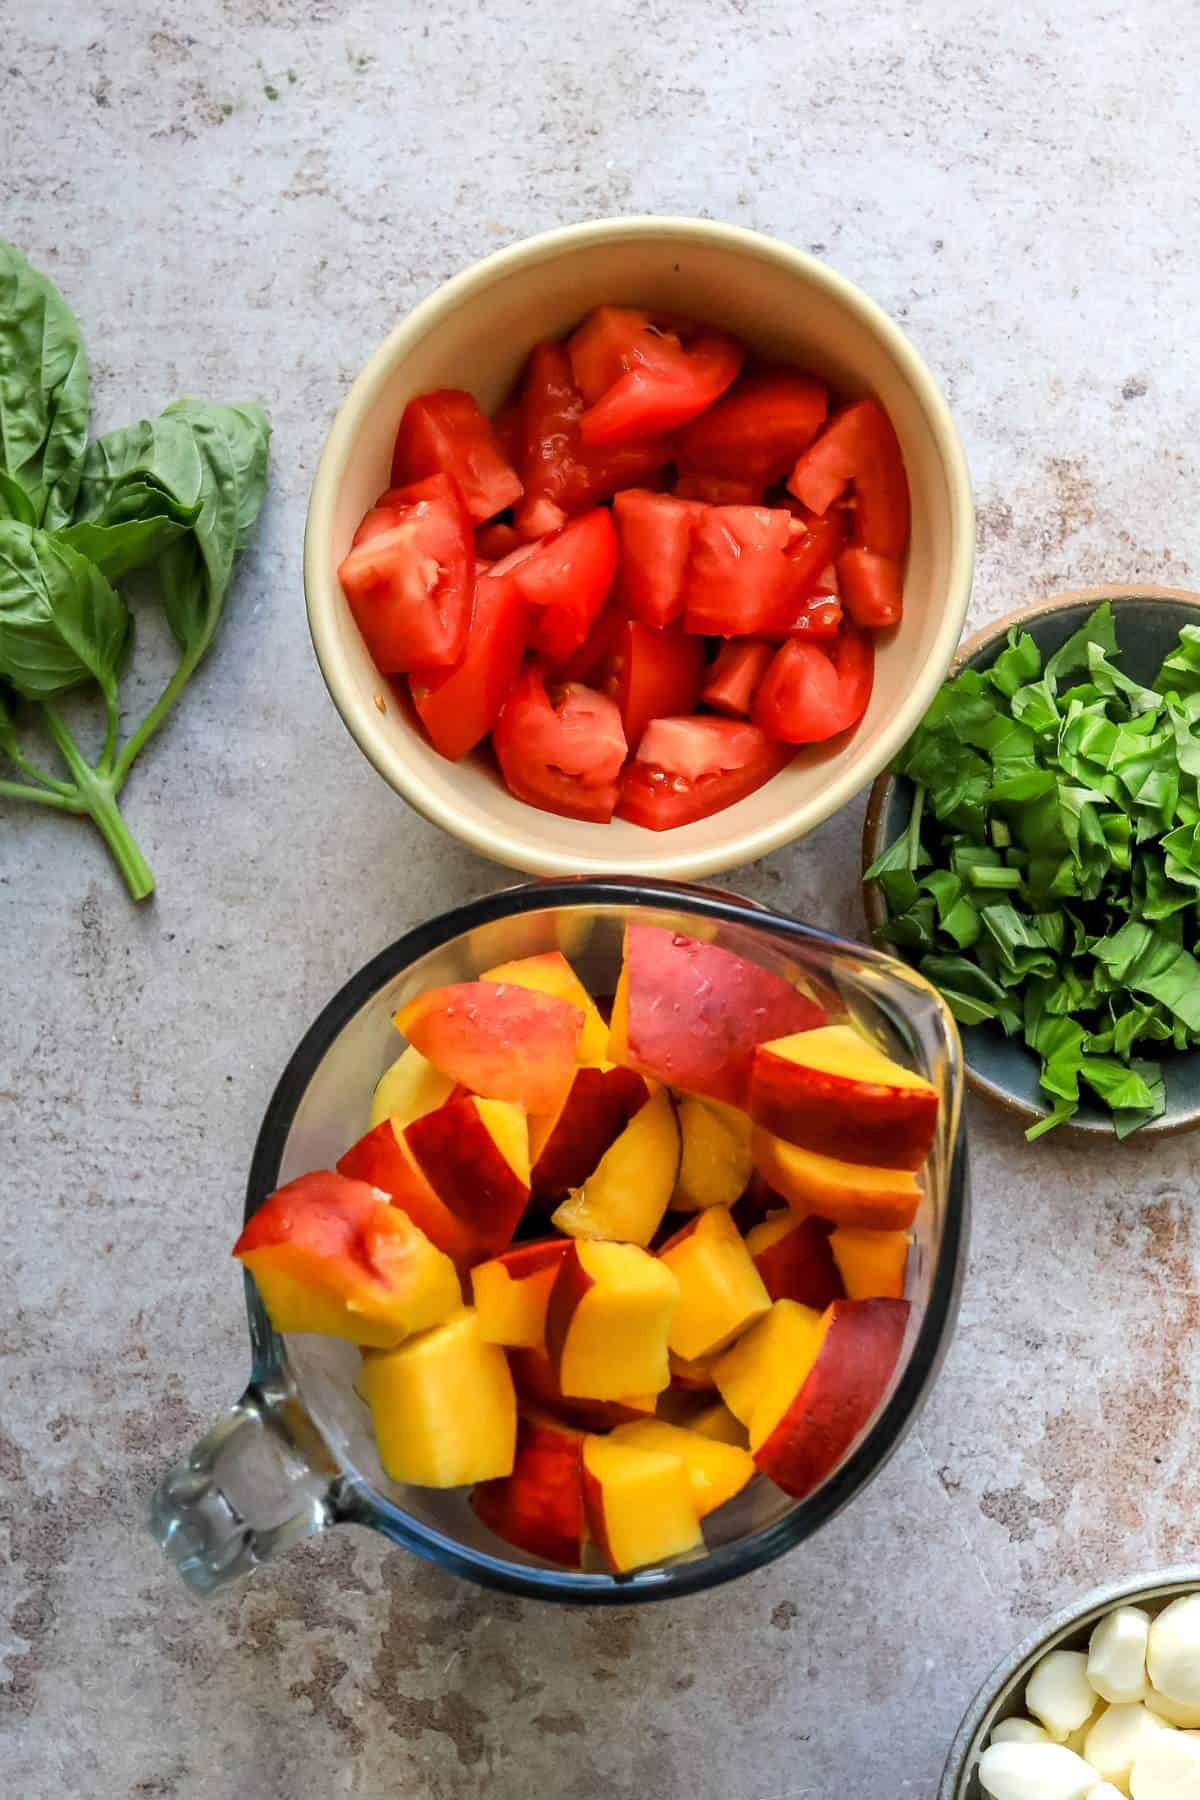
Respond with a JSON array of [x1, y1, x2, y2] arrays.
[[1042, 599, 1117, 691], [55, 513, 186, 581], [0, 470, 36, 525], [1091, 919, 1200, 1032], [1155, 625, 1200, 697], [0, 519, 129, 699], [0, 241, 90, 529]]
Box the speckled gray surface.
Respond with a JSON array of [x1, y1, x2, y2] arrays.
[[4, 3, 1200, 1794]]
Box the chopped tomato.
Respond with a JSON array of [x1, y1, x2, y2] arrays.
[[680, 504, 793, 636], [352, 504, 404, 547], [517, 342, 670, 514], [554, 599, 626, 683], [617, 716, 791, 830], [674, 471, 764, 505], [602, 618, 705, 751], [475, 520, 521, 562], [491, 399, 522, 467], [338, 493, 473, 672], [836, 546, 904, 628], [493, 664, 627, 822], [778, 592, 843, 640], [612, 490, 698, 628], [410, 557, 530, 760], [700, 638, 775, 717], [579, 330, 744, 448], [787, 399, 909, 559], [513, 509, 618, 663], [381, 472, 474, 541], [752, 624, 875, 744], [674, 370, 828, 485], [567, 306, 684, 405], [391, 390, 523, 525], [769, 510, 849, 637], [513, 494, 567, 542]]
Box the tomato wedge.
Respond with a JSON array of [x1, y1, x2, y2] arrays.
[[338, 493, 473, 672], [612, 490, 698, 628], [513, 495, 567, 542], [787, 399, 909, 559], [674, 471, 764, 505], [579, 330, 744, 448], [674, 370, 828, 485], [752, 625, 875, 744], [514, 508, 618, 663], [410, 553, 530, 760], [617, 716, 791, 830], [567, 306, 684, 405], [391, 389, 523, 525], [602, 618, 705, 751], [517, 343, 670, 514], [554, 599, 626, 684], [493, 664, 627, 822], [475, 520, 521, 562], [680, 504, 793, 636], [700, 638, 775, 717], [836, 546, 903, 628]]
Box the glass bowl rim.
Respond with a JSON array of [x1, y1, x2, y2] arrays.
[[243, 874, 969, 1604]]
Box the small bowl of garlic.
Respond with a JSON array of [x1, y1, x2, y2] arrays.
[[942, 1569, 1200, 1800]]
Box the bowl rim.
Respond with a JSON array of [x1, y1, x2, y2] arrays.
[[939, 1564, 1200, 1798], [242, 875, 969, 1603], [861, 582, 1200, 1140], [303, 213, 975, 880]]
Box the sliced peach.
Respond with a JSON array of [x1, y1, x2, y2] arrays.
[[750, 1297, 910, 1498], [395, 980, 583, 1114], [337, 1118, 481, 1264], [551, 1085, 679, 1246], [405, 1094, 530, 1253], [829, 1227, 909, 1300], [479, 950, 609, 1065], [528, 1064, 650, 1202], [581, 1434, 702, 1573], [610, 1418, 754, 1518], [361, 1306, 517, 1485], [746, 1209, 844, 1308], [545, 1239, 678, 1400], [234, 1171, 461, 1348], [607, 921, 826, 1106], [508, 1347, 658, 1431], [752, 1130, 920, 1230], [471, 1412, 585, 1566], [712, 1298, 825, 1427], [658, 1207, 771, 1360], [471, 1238, 569, 1348], [672, 1095, 754, 1211], [369, 1045, 455, 1131], [748, 1024, 938, 1170], [669, 1349, 719, 1392], [688, 1399, 749, 1448]]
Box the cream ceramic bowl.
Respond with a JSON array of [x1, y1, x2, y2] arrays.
[[304, 216, 974, 878]]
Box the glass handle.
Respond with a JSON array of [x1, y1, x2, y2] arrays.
[[148, 1385, 337, 1595]]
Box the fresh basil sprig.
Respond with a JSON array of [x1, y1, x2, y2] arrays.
[[0, 241, 269, 900]]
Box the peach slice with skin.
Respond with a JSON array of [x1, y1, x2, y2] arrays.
[[545, 1239, 679, 1400], [750, 1296, 909, 1498], [712, 1298, 825, 1427], [508, 1347, 658, 1431], [752, 1129, 921, 1230], [672, 1094, 754, 1211], [395, 980, 583, 1114], [470, 1411, 585, 1566], [610, 1418, 754, 1518], [480, 950, 609, 1065], [748, 1024, 938, 1171], [745, 1209, 844, 1308], [581, 1435, 703, 1574], [337, 1118, 482, 1265], [361, 1306, 517, 1486], [607, 922, 825, 1106], [405, 1094, 530, 1254], [657, 1206, 771, 1360], [471, 1238, 570, 1348], [234, 1171, 461, 1349], [528, 1064, 650, 1202], [551, 1085, 679, 1246], [829, 1227, 909, 1300], [369, 1045, 455, 1131]]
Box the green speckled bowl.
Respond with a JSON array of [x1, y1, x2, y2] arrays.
[[861, 585, 1200, 1140]]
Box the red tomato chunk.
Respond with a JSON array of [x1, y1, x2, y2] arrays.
[[391, 390, 523, 525], [493, 665, 627, 823], [618, 716, 792, 830], [338, 492, 473, 672], [753, 625, 875, 745]]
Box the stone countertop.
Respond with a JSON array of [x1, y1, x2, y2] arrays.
[[4, 3, 1200, 1794]]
